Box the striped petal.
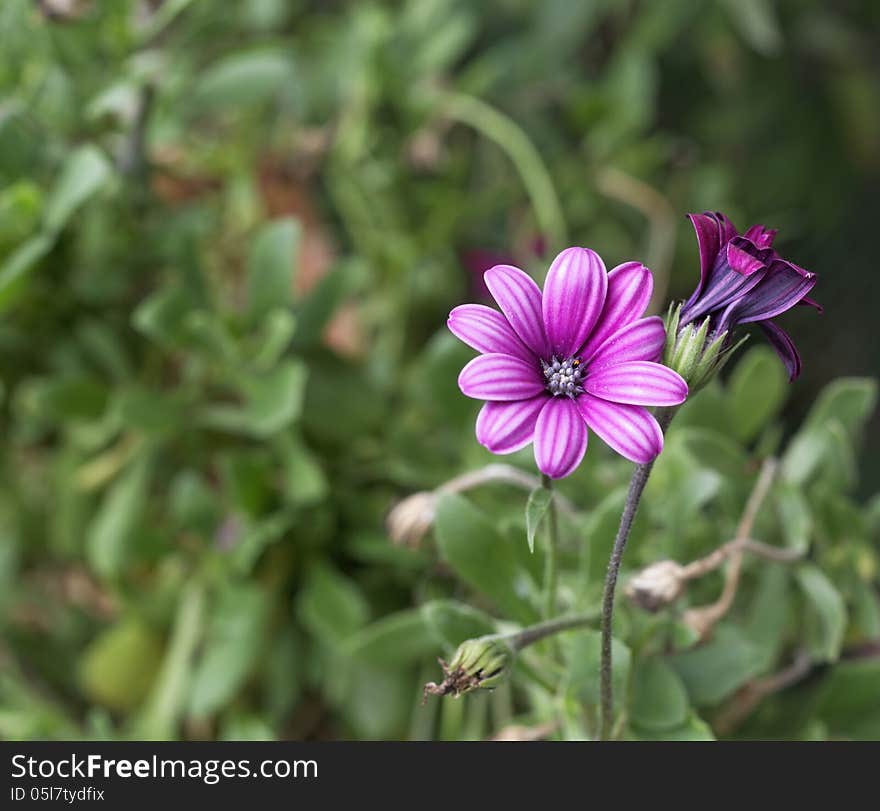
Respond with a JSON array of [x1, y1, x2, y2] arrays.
[[448, 304, 532, 361], [584, 361, 688, 407], [576, 394, 663, 464], [724, 259, 817, 325], [458, 353, 544, 401], [684, 211, 738, 309], [475, 395, 546, 454], [589, 316, 666, 369], [585, 315, 666, 369], [579, 262, 653, 360], [533, 397, 588, 479], [542, 247, 607, 358], [484, 264, 549, 357]]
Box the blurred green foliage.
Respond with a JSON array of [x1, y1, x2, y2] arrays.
[[0, 0, 878, 740]]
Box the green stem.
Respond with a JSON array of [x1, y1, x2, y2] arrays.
[[542, 473, 559, 619], [598, 406, 676, 740], [440, 91, 568, 250], [507, 610, 599, 652]]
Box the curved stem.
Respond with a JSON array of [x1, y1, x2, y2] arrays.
[[440, 91, 568, 250], [542, 473, 560, 619], [599, 407, 675, 740], [508, 610, 599, 651]]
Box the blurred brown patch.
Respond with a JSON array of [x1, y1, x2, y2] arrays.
[[258, 157, 365, 359]]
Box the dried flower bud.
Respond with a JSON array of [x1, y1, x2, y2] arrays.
[[625, 560, 687, 612], [386, 491, 437, 547], [423, 636, 512, 701]]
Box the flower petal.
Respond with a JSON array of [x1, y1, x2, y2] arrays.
[[484, 264, 548, 357], [684, 211, 737, 308], [725, 258, 817, 325], [759, 321, 802, 381], [542, 247, 607, 358], [458, 353, 544, 401], [588, 316, 666, 368], [533, 397, 588, 479], [681, 246, 769, 324], [575, 394, 663, 464], [726, 237, 774, 276], [475, 395, 546, 454], [584, 361, 688, 406], [579, 262, 655, 360], [448, 304, 532, 361], [797, 295, 823, 313], [743, 224, 777, 249]]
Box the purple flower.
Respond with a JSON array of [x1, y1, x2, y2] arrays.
[[448, 248, 688, 479], [679, 211, 821, 380]]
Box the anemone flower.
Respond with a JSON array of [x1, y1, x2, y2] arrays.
[[680, 211, 820, 380], [448, 249, 688, 479]]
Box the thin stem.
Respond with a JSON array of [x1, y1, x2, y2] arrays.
[[507, 610, 599, 651], [599, 407, 675, 740], [683, 458, 779, 639], [542, 473, 560, 619]]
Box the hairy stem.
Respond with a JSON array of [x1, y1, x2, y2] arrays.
[[507, 610, 600, 651], [542, 473, 560, 619], [599, 407, 675, 740]]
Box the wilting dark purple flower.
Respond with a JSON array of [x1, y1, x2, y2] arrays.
[[448, 249, 688, 479], [679, 211, 820, 380]]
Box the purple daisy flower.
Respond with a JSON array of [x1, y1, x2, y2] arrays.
[[679, 211, 821, 380], [448, 248, 688, 479]]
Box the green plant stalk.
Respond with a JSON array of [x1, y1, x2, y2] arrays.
[[507, 610, 599, 651], [440, 91, 568, 250], [599, 406, 676, 740], [542, 473, 560, 619]]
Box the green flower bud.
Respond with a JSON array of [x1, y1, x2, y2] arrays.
[[422, 635, 512, 701], [663, 303, 746, 394]]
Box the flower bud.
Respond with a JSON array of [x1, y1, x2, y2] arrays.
[[663, 304, 737, 394], [422, 636, 512, 701], [625, 560, 687, 612], [386, 491, 437, 547]]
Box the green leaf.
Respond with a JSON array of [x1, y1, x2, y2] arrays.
[[814, 658, 880, 739], [0, 233, 52, 310], [43, 145, 111, 233], [629, 712, 715, 741], [727, 346, 788, 442], [680, 426, 748, 477], [803, 378, 877, 442], [565, 629, 630, 713], [775, 483, 812, 553], [86, 454, 153, 578], [421, 599, 497, 651], [343, 609, 436, 665], [434, 493, 538, 624], [296, 563, 369, 646], [745, 565, 792, 669], [669, 626, 764, 705], [192, 49, 294, 109], [796, 564, 847, 662], [201, 361, 308, 437], [188, 584, 271, 718], [78, 620, 163, 712], [629, 657, 689, 731], [247, 218, 299, 321], [280, 432, 327, 507], [263, 628, 302, 723], [525, 483, 551, 554]]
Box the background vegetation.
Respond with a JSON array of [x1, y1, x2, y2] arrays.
[[1, 0, 878, 740]]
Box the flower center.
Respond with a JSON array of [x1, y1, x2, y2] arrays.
[[542, 356, 584, 398]]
